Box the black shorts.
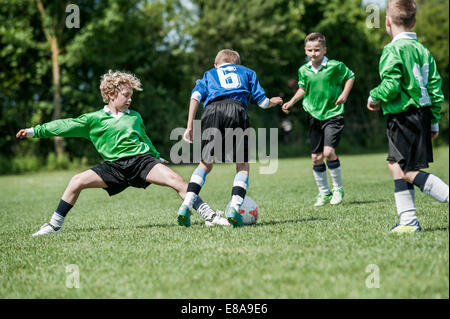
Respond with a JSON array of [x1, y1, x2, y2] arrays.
[[201, 99, 250, 163], [309, 114, 344, 154], [386, 106, 433, 172], [91, 153, 160, 196]]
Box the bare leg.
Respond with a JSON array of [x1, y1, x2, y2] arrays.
[[387, 161, 419, 182], [61, 169, 108, 205], [311, 152, 324, 166], [236, 162, 249, 175], [33, 169, 107, 236], [145, 163, 188, 199], [323, 146, 337, 161]]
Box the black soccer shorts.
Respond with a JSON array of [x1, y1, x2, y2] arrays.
[[386, 106, 433, 172], [90, 153, 160, 196], [200, 99, 250, 163], [309, 114, 344, 154]]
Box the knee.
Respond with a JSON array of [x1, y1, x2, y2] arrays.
[[323, 149, 335, 160], [311, 153, 323, 165], [69, 173, 86, 190], [169, 173, 186, 189]]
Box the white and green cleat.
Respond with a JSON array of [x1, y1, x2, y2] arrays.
[[330, 188, 344, 205], [314, 193, 333, 207]]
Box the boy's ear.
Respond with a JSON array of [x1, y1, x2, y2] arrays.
[[410, 18, 416, 29], [385, 15, 391, 28], [108, 90, 117, 101]]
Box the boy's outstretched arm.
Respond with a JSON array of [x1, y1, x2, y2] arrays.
[[282, 87, 305, 114], [267, 97, 283, 108], [16, 129, 31, 139], [183, 98, 200, 144], [336, 78, 355, 105]]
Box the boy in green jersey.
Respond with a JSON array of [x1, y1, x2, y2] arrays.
[[16, 70, 229, 236], [283, 32, 355, 207], [367, 0, 448, 233]]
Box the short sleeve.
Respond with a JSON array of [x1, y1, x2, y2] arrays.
[[339, 62, 355, 82], [298, 67, 306, 89], [191, 73, 208, 102]]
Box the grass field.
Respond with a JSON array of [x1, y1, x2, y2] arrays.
[[0, 147, 448, 299]]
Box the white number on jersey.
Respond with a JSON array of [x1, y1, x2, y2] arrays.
[[413, 63, 431, 106], [217, 66, 241, 89]]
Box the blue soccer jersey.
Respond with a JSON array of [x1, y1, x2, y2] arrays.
[[191, 63, 270, 109]]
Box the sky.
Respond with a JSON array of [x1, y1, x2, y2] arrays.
[[362, 0, 387, 8]]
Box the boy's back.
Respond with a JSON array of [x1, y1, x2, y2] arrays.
[[370, 33, 443, 122], [193, 64, 269, 109]]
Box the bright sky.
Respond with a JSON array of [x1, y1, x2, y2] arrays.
[[362, 0, 387, 8]]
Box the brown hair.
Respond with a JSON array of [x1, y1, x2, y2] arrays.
[[304, 32, 326, 47], [387, 0, 417, 28], [215, 49, 241, 65]]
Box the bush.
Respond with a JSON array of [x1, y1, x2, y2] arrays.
[[11, 156, 41, 174], [46, 153, 71, 171]]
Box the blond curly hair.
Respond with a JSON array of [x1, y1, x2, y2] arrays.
[[100, 70, 143, 103]]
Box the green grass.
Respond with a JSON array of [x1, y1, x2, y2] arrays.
[[0, 148, 448, 298]]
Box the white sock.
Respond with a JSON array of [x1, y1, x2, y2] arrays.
[[230, 173, 248, 211], [183, 192, 198, 210], [327, 158, 343, 190], [313, 164, 331, 195], [329, 166, 343, 190], [395, 190, 418, 226], [197, 203, 215, 221], [183, 168, 207, 209], [423, 174, 449, 203], [50, 212, 65, 228]]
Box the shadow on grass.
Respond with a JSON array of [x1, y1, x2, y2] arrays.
[[252, 217, 327, 227], [72, 222, 181, 233], [423, 227, 449, 233], [72, 217, 327, 232], [344, 199, 390, 205]]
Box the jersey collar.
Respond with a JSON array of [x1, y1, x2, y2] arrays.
[[307, 56, 328, 73], [216, 63, 233, 68], [391, 32, 417, 43], [103, 105, 130, 119]]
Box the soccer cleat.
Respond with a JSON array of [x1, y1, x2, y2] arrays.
[[32, 223, 62, 237], [330, 188, 344, 205], [390, 221, 422, 233], [225, 206, 244, 228], [177, 204, 192, 227], [314, 193, 333, 207], [205, 210, 231, 227]]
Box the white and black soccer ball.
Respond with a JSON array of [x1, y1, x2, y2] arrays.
[[226, 195, 259, 225]]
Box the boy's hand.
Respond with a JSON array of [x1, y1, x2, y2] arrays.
[[335, 94, 348, 105], [282, 102, 292, 114], [270, 97, 283, 107], [159, 157, 169, 164], [16, 129, 29, 139], [366, 101, 380, 111], [183, 127, 193, 144], [431, 131, 439, 139]]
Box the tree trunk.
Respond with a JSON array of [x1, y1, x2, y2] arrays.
[[50, 36, 64, 156], [36, 0, 65, 157]]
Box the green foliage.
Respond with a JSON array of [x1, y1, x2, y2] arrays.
[[0, 0, 448, 168]]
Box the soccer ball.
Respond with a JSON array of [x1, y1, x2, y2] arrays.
[[226, 196, 259, 225]]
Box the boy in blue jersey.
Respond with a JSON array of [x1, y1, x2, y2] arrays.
[[177, 49, 283, 227]]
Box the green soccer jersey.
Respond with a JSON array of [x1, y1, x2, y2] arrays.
[[298, 57, 355, 121], [31, 106, 160, 161], [369, 32, 444, 124]]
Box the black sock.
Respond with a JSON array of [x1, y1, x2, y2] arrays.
[[55, 199, 73, 217]]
